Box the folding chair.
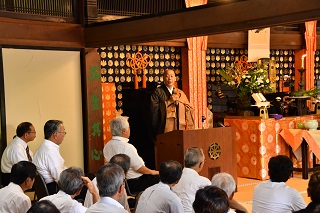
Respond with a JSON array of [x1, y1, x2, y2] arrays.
[[33, 174, 49, 201]]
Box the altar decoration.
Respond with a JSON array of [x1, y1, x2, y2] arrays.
[[219, 55, 272, 98], [126, 51, 151, 89]]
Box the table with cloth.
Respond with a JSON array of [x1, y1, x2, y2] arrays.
[[224, 115, 320, 180], [280, 129, 320, 179]]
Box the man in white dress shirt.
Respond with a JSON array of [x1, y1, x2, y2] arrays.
[[172, 147, 211, 212], [0, 161, 37, 213], [212, 172, 248, 213], [84, 154, 130, 212], [135, 160, 184, 213], [103, 116, 159, 193], [41, 167, 98, 213], [1, 122, 36, 186], [86, 163, 128, 213], [252, 155, 306, 213], [33, 119, 67, 195]]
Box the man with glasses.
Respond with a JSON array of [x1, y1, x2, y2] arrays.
[[1, 122, 37, 186], [172, 147, 211, 212], [33, 120, 67, 195]]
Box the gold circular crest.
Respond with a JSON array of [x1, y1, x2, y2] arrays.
[[208, 143, 221, 160]]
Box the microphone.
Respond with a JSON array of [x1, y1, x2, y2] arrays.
[[172, 87, 176, 95], [201, 116, 206, 129], [172, 88, 178, 106]]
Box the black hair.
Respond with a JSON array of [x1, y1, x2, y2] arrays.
[[193, 186, 229, 213], [27, 200, 61, 213], [11, 161, 37, 185], [268, 155, 293, 182], [110, 154, 131, 174], [159, 160, 182, 184], [16, 122, 33, 137], [44, 120, 63, 139], [308, 171, 320, 203]]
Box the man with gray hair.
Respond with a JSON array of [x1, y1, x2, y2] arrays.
[[40, 167, 98, 213], [211, 172, 248, 213], [84, 154, 131, 211], [33, 120, 68, 194], [172, 147, 211, 212], [86, 163, 128, 213], [103, 116, 159, 193]]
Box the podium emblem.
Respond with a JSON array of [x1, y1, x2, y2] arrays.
[[208, 143, 221, 160]]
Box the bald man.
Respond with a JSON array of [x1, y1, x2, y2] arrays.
[[150, 69, 194, 136]]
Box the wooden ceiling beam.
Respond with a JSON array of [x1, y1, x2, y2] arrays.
[[84, 0, 320, 47]]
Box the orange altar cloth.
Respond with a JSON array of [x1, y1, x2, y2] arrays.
[[224, 115, 320, 180], [280, 129, 320, 159]]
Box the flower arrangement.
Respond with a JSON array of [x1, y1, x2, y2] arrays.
[[218, 60, 272, 97]]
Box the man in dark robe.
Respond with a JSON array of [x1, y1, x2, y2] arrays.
[[150, 69, 194, 136]]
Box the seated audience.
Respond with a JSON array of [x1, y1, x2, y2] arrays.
[[172, 147, 211, 212], [33, 120, 68, 195], [295, 171, 320, 213], [211, 172, 248, 213], [103, 116, 159, 193], [27, 200, 61, 213], [0, 161, 37, 213], [193, 185, 229, 213], [1, 122, 36, 186], [40, 167, 98, 213], [252, 155, 306, 213], [86, 163, 128, 213], [84, 154, 130, 212], [135, 160, 184, 213]]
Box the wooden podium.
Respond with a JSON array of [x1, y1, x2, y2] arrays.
[[156, 127, 237, 182]]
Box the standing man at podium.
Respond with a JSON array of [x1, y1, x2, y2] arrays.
[[150, 69, 194, 136]]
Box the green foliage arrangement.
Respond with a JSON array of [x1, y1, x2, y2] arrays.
[[219, 64, 272, 97]]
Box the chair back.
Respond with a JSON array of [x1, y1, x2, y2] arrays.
[[33, 174, 49, 200]]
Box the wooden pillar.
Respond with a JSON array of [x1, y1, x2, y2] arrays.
[[84, 0, 98, 24], [82, 48, 104, 173]]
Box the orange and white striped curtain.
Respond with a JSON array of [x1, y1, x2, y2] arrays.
[[185, 0, 208, 129]]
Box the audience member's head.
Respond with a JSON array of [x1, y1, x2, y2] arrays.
[[193, 185, 229, 213], [211, 172, 236, 200], [44, 120, 66, 144], [307, 171, 320, 203], [27, 200, 61, 213], [159, 160, 182, 184], [184, 147, 205, 171], [11, 161, 37, 190], [59, 167, 84, 195], [268, 155, 293, 182], [110, 116, 130, 138], [15, 122, 36, 142], [109, 154, 131, 175], [96, 163, 125, 198]]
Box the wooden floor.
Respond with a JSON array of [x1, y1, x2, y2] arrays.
[[233, 173, 310, 212]]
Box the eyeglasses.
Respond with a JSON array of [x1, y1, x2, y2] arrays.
[[28, 131, 36, 134], [57, 131, 67, 135]]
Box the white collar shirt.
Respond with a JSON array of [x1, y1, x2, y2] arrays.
[[172, 168, 211, 213], [85, 196, 128, 213], [83, 177, 130, 212], [103, 136, 144, 179], [40, 190, 87, 213], [0, 183, 31, 213], [33, 139, 67, 184], [135, 182, 184, 213], [252, 180, 306, 213], [1, 137, 33, 173]]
